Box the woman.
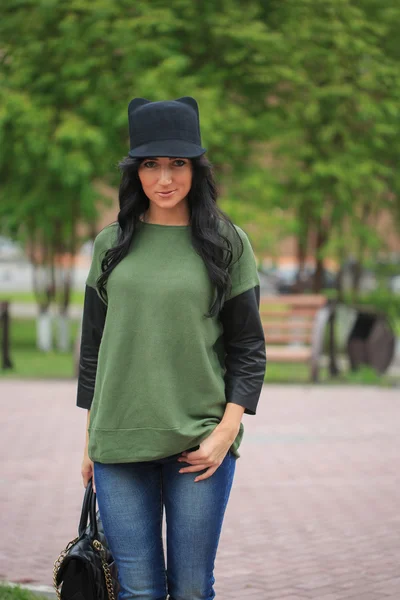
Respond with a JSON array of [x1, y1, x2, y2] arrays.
[[77, 96, 267, 600]]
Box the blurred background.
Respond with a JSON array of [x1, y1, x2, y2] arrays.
[[0, 0, 399, 384], [1, 2, 400, 598]]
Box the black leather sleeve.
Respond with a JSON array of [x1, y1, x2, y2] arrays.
[[76, 285, 107, 410], [219, 285, 267, 415]]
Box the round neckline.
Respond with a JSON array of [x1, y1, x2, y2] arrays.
[[139, 221, 190, 229]]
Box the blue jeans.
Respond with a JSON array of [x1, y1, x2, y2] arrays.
[[93, 448, 237, 600]]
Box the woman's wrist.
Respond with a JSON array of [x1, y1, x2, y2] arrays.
[[218, 402, 244, 441], [216, 421, 240, 443]]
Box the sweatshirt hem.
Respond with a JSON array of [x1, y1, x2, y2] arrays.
[[88, 423, 243, 463]]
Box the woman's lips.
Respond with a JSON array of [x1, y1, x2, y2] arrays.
[[156, 190, 177, 198]]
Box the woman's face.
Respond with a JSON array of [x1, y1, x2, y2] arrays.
[[138, 157, 193, 208]]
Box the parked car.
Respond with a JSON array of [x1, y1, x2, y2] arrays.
[[266, 265, 337, 294]]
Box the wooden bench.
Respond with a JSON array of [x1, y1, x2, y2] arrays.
[[260, 294, 339, 382]]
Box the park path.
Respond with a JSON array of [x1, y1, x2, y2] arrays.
[[0, 381, 399, 599]]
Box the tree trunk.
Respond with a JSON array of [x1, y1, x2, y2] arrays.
[[29, 229, 56, 351], [295, 219, 309, 293], [312, 225, 327, 293], [351, 259, 363, 303], [336, 266, 345, 302], [350, 203, 371, 303], [37, 309, 53, 352], [56, 313, 70, 352], [55, 211, 78, 351], [1, 302, 13, 370]]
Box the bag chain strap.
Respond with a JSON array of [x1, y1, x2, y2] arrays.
[[93, 539, 117, 600], [52, 537, 116, 600], [53, 536, 79, 600]]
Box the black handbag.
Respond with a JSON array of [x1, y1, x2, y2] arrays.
[[53, 478, 120, 600]]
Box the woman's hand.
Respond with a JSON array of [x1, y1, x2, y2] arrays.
[[177, 424, 238, 482], [81, 451, 96, 493]]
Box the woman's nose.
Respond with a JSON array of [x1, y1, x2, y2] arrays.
[[159, 167, 172, 185]]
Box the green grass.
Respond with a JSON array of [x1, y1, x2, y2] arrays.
[[0, 318, 79, 379], [0, 584, 48, 600], [0, 290, 85, 305], [394, 318, 400, 336], [264, 362, 397, 386], [1, 303, 399, 383], [340, 365, 393, 385], [1, 317, 398, 384], [264, 362, 310, 383]]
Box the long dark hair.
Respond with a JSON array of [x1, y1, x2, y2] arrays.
[[97, 155, 243, 318]]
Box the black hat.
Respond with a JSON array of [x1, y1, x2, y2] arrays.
[[128, 96, 207, 159]]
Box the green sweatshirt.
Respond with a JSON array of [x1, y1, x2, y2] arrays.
[[86, 220, 260, 463]]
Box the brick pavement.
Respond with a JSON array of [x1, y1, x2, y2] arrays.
[[0, 381, 399, 599]]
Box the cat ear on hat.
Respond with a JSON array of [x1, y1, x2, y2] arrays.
[[175, 96, 199, 115], [128, 97, 151, 116]]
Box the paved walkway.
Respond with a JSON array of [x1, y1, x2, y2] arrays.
[[0, 381, 399, 599]]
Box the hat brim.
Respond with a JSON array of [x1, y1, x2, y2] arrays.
[[128, 140, 206, 159]]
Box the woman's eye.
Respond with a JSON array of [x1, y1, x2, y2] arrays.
[[141, 159, 186, 168]]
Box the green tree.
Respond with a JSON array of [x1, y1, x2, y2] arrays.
[[1, 0, 400, 335], [0, 0, 274, 355], [260, 0, 400, 292]]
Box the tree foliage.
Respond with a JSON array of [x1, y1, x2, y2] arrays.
[[0, 0, 399, 303]]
